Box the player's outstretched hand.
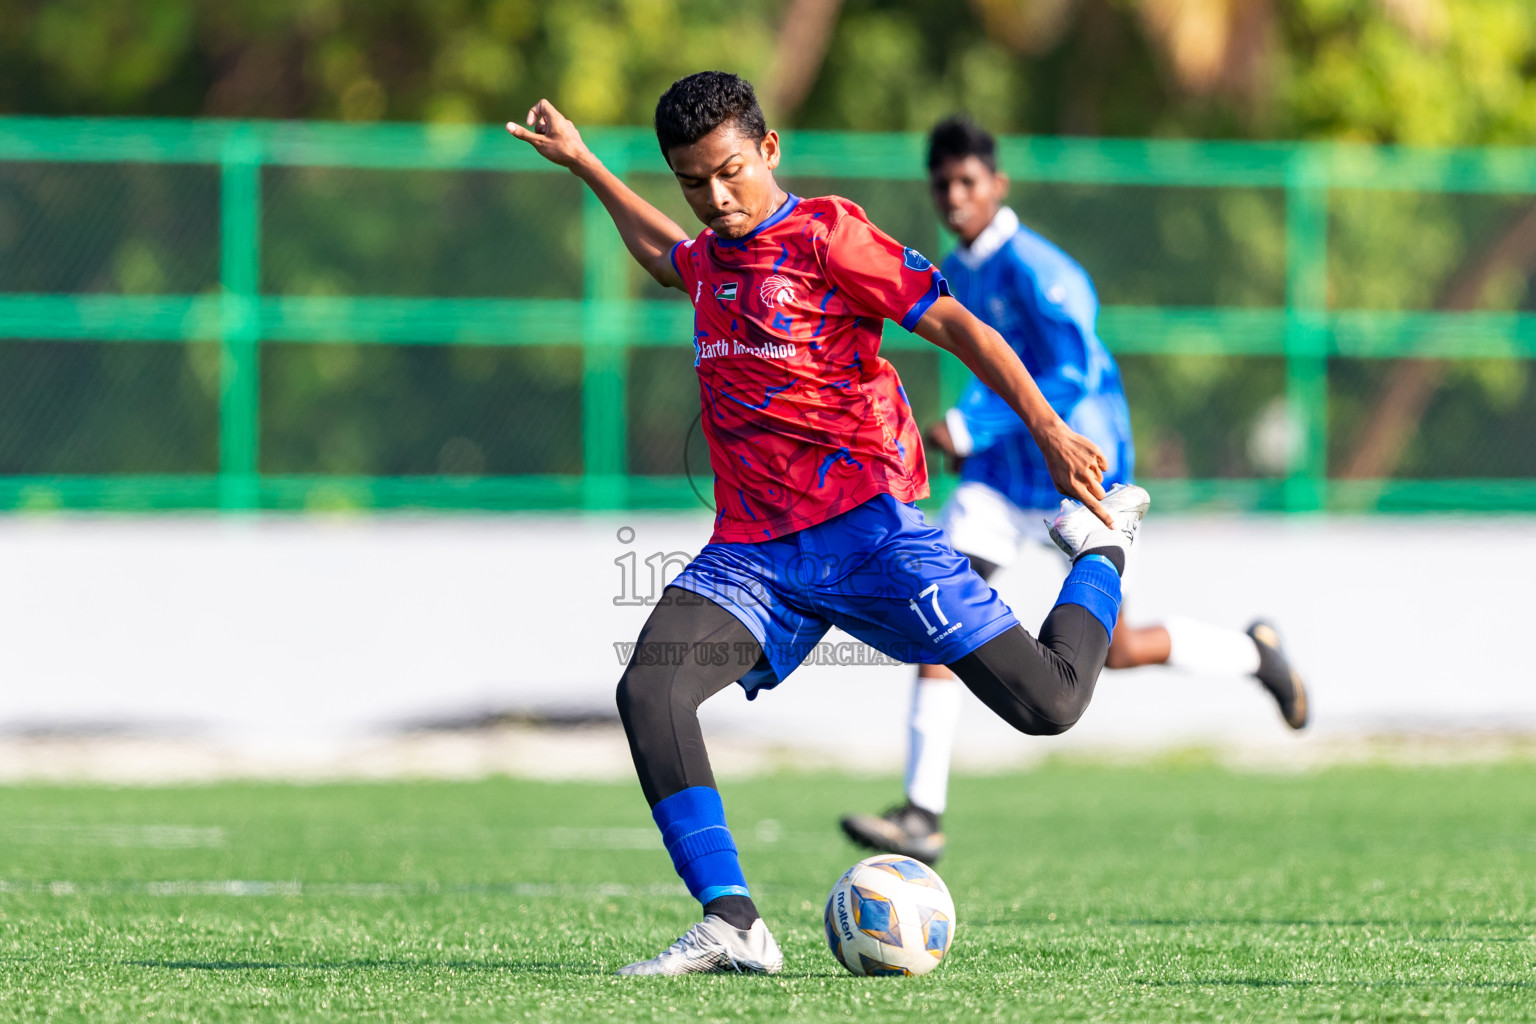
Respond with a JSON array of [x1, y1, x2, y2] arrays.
[[506, 99, 592, 170], [1040, 424, 1113, 528]]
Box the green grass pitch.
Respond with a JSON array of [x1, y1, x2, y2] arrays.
[[1, 760, 1534, 1022]]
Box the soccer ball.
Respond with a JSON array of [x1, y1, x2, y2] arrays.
[[823, 854, 956, 976]]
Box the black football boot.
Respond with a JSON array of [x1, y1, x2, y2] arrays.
[[839, 802, 946, 864], [1248, 620, 1309, 730]]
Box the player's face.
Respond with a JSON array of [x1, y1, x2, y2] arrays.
[[929, 155, 1008, 246], [667, 124, 783, 240]]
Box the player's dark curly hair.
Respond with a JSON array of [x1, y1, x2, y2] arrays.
[[927, 114, 997, 172], [654, 71, 768, 160]]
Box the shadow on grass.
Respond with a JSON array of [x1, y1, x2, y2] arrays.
[[126, 958, 842, 979], [125, 959, 603, 975]]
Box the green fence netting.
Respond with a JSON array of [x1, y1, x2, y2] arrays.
[[2, 119, 1535, 514]]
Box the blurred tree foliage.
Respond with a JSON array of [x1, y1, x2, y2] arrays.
[[5, 0, 1532, 140], [2, 0, 1535, 487]]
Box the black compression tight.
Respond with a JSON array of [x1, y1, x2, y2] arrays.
[[614, 587, 764, 808], [945, 549, 1109, 730], [615, 587, 1111, 808], [947, 603, 1109, 735]]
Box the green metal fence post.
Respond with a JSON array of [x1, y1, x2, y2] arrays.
[[219, 125, 261, 511], [581, 140, 630, 511], [1284, 148, 1329, 513]]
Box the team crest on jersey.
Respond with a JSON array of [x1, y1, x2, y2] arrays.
[[714, 282, 738, 302], [760, 275, 796, 307], [902, 247, 933, 271]]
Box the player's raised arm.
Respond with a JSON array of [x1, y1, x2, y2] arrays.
[[507, 99, 690, 290], [914, 295, 1114, 527]]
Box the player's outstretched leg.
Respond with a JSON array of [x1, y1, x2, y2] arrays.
[[613, 587, 784, 976], [949, 484, 1149, 735], [1104, 610, 1309, 729]]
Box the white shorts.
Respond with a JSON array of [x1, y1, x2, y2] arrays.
[[937, 480, 1140, 594]]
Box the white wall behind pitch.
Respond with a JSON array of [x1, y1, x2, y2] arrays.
[[0, 513, 1527, 761]]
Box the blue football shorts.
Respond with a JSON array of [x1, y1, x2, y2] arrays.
[[671, 493, 1020, 696]]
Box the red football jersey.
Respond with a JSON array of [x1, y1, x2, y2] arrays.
[[669, 194, 950, 543]]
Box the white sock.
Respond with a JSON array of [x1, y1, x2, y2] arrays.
[[903, 675, 963, 815], [1163, 615, 1261, 676]]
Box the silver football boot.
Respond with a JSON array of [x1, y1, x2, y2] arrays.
[[1048, 482, 1151, 562], [616, 915, 784, 976]]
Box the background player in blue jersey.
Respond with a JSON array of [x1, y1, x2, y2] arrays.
[[840, 116, 1309, 864]]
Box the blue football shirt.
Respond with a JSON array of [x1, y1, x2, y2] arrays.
[[940, 207, 1134, 510]]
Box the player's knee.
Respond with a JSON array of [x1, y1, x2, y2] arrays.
[[615, 661, 698, 739], [614, 672, 638, 729], [1024, 680, 1092, 736], [614, 663, 664, 732], [986, 691, 1082, 737], [1014, 708, 1078, 737]]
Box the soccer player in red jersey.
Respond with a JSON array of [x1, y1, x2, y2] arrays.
[[508, 72, 1150, 975]]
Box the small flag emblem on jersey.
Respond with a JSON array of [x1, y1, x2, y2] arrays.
[[715, 282, 738, 302]]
